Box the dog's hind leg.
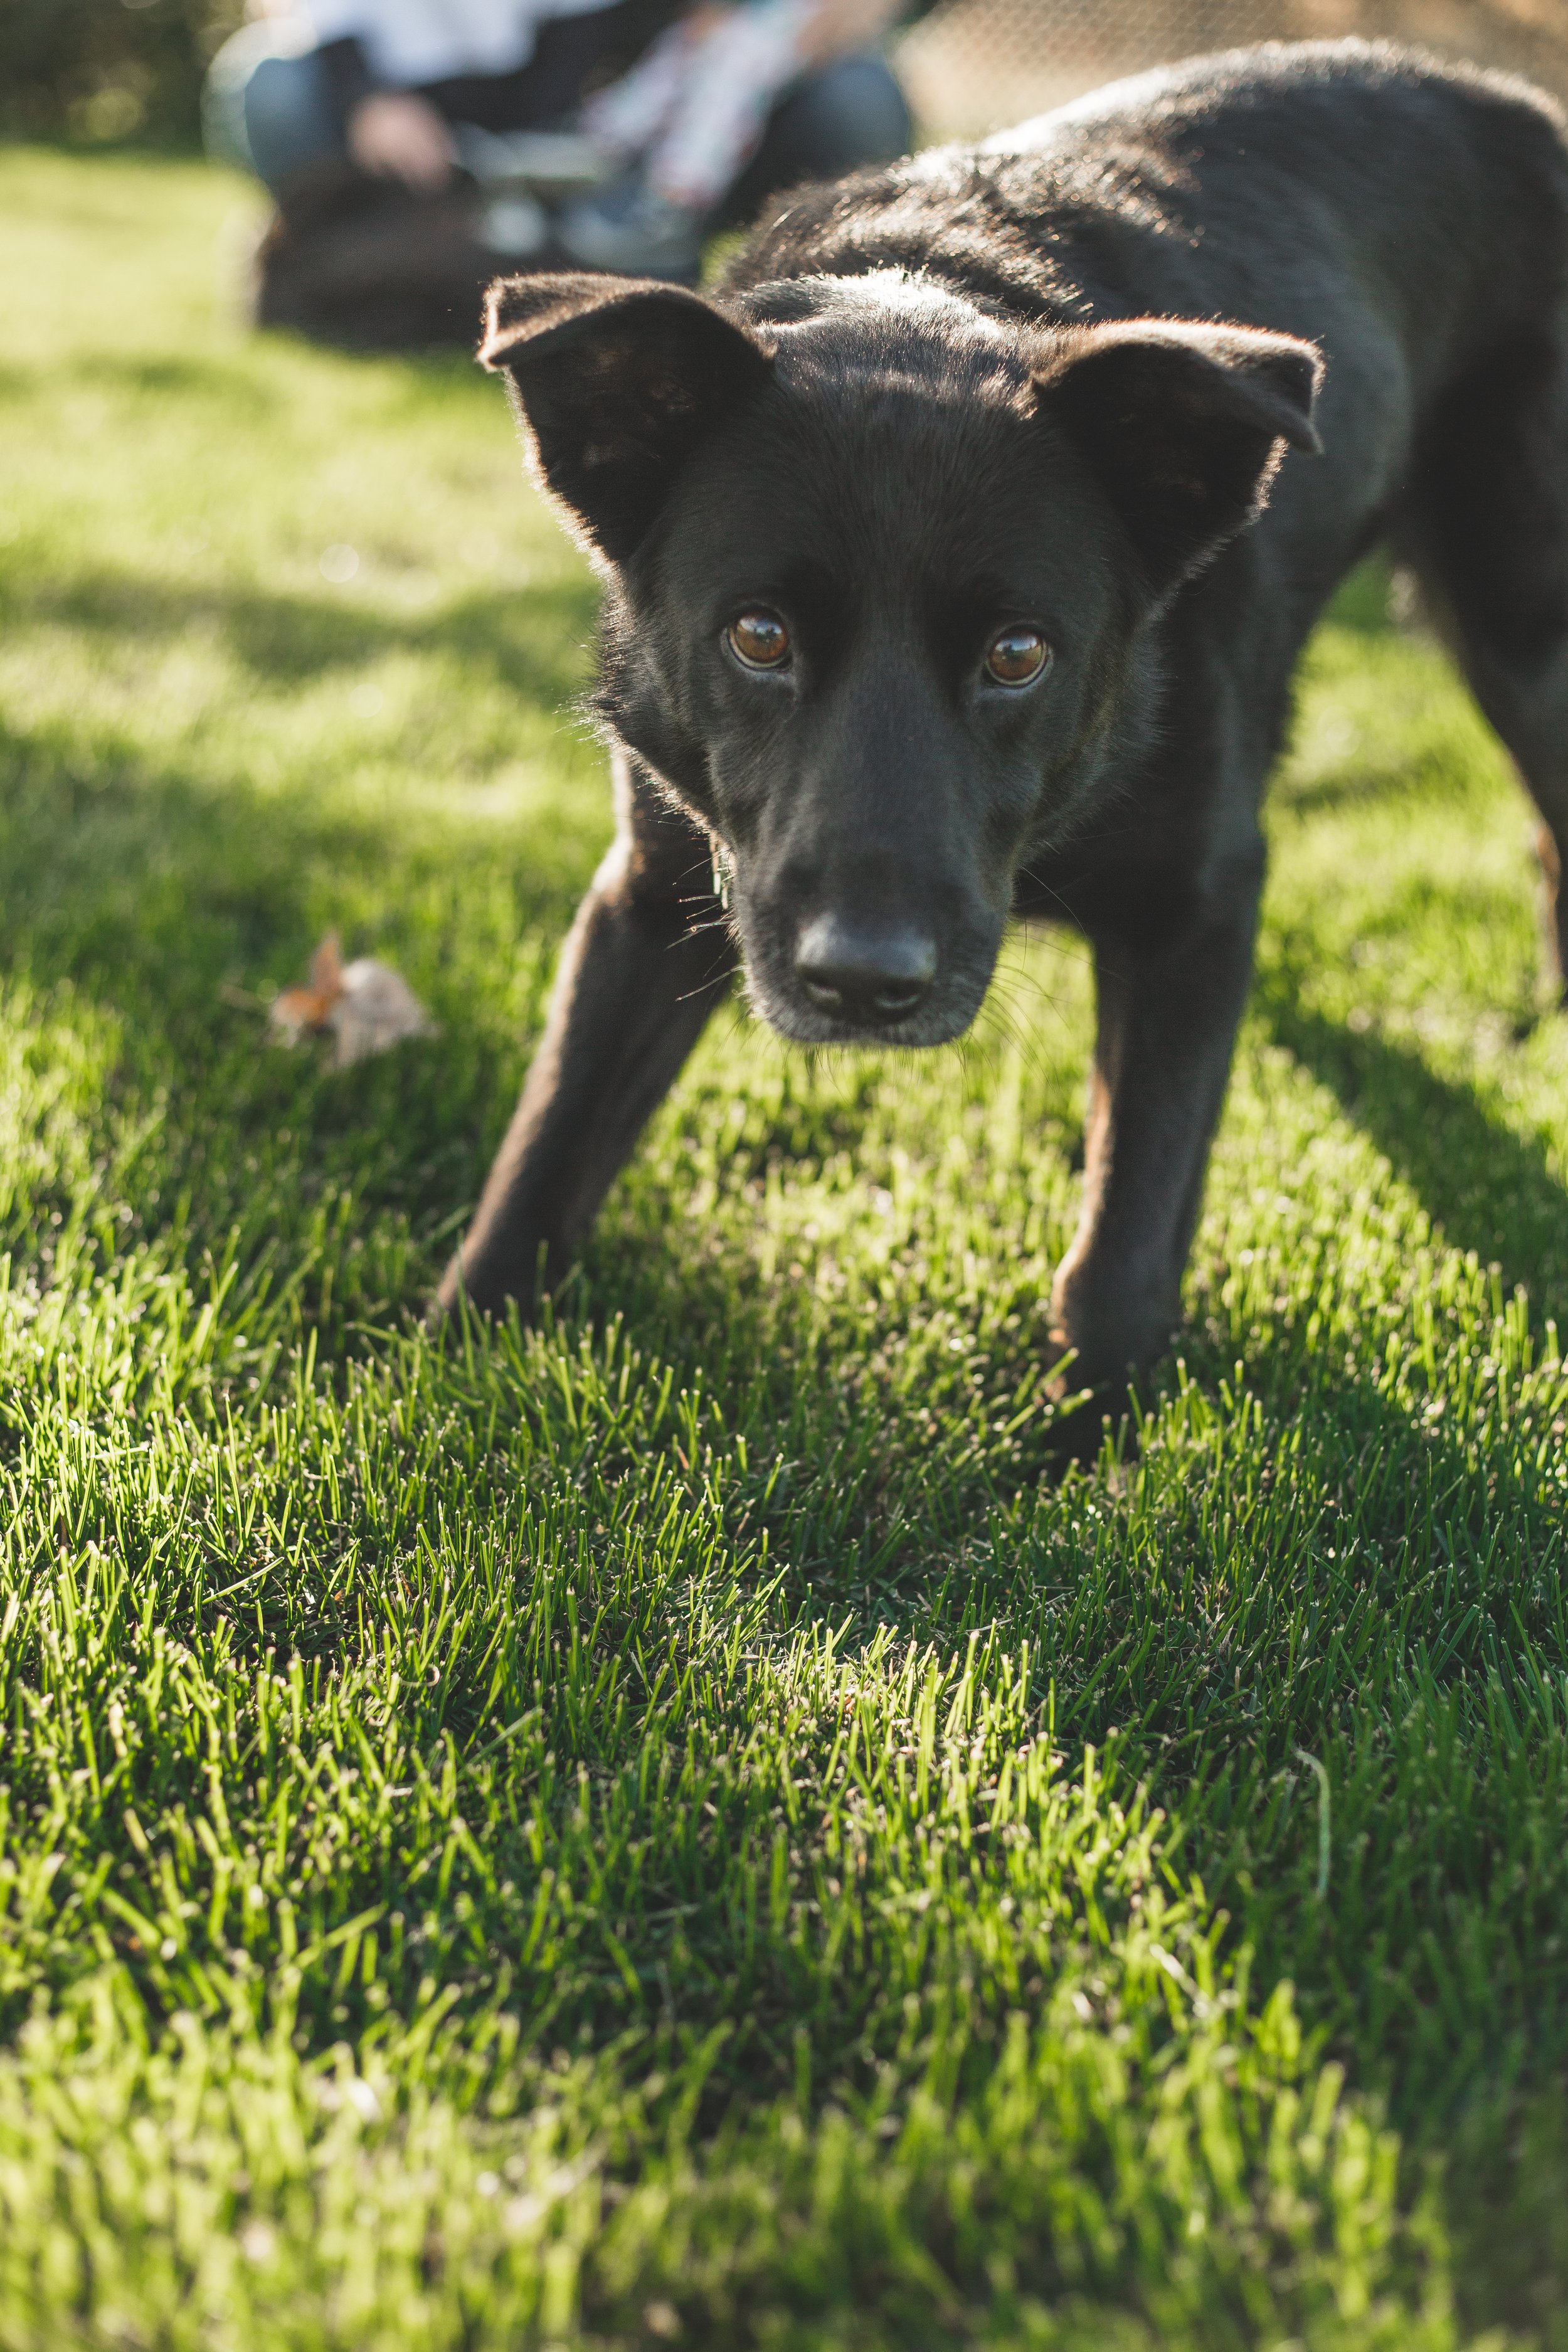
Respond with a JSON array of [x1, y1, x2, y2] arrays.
[[1397, 329, 1568, 999], [1046, 837, 1266, 1416], [438, 753, 734, 1322]]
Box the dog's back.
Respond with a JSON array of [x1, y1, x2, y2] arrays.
[[736, 40, 1568, 328], [733, 41, 1568, 522]]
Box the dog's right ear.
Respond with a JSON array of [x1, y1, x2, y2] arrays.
[[480, 273, 774, 565]]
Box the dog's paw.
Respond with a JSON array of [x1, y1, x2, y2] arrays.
[[1041, 1304, 1174, 1461]]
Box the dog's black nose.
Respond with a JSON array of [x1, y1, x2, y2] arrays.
[[794, 914, 937, 1024]]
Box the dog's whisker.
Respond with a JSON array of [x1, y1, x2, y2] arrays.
[[973, 996, 1054, 1090], [991, 953, 1074, 1014], [1008, 899, 1098, 972], [673, 967, 736, 1007]]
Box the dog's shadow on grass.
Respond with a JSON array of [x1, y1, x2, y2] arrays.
[[1256, 976, 1568, 1325], [530, 956, 1568, 1577], [576, 969, 1568, 1624]]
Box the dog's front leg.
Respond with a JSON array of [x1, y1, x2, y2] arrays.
[[1047, 850, 1264, 1407], [438, 757, 733, 1321]]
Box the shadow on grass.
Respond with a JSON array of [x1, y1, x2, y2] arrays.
[[1451, 2080, 1568, 2351], [0, 353, 283, 420], [0, 701, 595, 984], [1268, 727, 1487, 818], [1256, 976, 1568, 1322], [4, 559, 599, 704], [0, 711, 598, 1330]]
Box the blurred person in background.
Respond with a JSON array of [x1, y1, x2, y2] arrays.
[[207, 0, 911, 336], [562, 0, 906, 275]]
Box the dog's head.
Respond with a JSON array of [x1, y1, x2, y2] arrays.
[[482, 268, 1320, 1044]]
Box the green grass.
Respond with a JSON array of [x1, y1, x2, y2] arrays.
[[2, 145, 1567, 2351]]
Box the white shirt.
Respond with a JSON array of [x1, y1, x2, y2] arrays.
[[304, 0, 610, 86]]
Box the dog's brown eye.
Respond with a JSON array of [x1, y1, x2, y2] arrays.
[[727, 610, 790, 670], [985, 626, 1051, 687]]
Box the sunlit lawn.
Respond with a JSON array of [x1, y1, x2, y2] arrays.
[[2, 147, 1567, 2349]]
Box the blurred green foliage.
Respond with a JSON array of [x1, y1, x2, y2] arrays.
[[0, 0, 245, 146]]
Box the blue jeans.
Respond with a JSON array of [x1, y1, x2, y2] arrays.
[[205, 19, 912, 218]]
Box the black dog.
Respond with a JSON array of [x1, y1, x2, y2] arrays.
[[438, 40, 1568, 1413]]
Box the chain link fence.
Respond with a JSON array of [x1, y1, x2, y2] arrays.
[[895, 0, 1568, 136], [2, 0, 1564, 147]]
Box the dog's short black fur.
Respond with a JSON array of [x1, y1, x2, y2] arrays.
[[439, 40, 1568, 1414]]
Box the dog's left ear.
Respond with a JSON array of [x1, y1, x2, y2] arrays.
[[481, 272, 773, 564], [1035, 319, 1323, 602]]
